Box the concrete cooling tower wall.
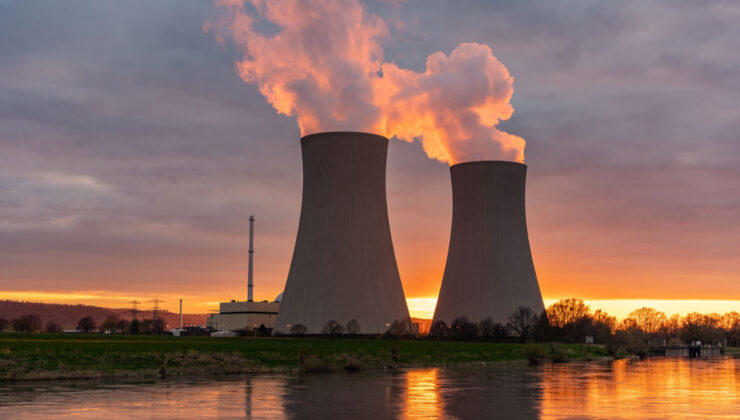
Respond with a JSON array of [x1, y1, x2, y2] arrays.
[[274, 132, 410, 334], [433, 161, 544, 325]]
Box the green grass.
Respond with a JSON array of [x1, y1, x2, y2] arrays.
[[0, 333, 611, 381], [726, 347, 740, 355]]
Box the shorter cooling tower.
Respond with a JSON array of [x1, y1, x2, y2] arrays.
[[433, 161, 544, 325], [274, 132, 410, 334]]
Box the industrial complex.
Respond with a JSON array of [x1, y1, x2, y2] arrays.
[[433, 161, 545, 325], [208, 137, 544, 335]]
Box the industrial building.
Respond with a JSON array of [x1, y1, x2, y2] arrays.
[[206, 299, 280, 331], [206, 215, 281, 332], [274, 132, 410, 334], [433, 161, 545, 325]]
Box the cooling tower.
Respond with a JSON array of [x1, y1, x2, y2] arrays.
[[274, 132, 410, 334], [433, 161, 544, 325]]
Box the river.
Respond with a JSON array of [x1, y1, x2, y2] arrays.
[[1, 357, 737, 419]]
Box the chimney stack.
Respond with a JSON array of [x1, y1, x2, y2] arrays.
[[248, 215, 254, 302]]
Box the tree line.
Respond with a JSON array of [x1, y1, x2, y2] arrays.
[[0, 313, 169, 335]]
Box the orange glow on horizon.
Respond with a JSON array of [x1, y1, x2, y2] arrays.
[[2, 290, 737, 321]]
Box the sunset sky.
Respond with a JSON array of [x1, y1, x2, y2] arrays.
[[1, 1, 738, 319]]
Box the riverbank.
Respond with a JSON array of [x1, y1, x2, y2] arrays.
[[0, 333, 617, 381]]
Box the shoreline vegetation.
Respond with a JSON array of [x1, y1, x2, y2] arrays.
[[2, 333, 624, 382], [1, 333, 737, 382]]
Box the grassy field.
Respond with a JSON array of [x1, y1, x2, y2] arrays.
[[0, 333, 612, 381]]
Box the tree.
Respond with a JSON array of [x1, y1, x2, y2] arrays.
[[722, 312, 740, 346], [99, 315, 119, 332], [12, 314, 42, 332], [449, 317, 478, 341], [346, 319, 360, 336], [680, 312, 721, 344], [532, 310, 554, 346], [387, 318, 415, 338], [506, 306, 538, 339], [322, 320, 345, 336], [140, 319, 154, 334], [45, 320, 63, 333], [129, 319, 141, 335], [152, 317, 168, 335], [628, 307, 667, 336], [429, 320, 448, 340], [590, 310, 616, 345], [116, 319, 130, 333], [663, 314, 682, 338], [77, 316, 97, 332], [290, 324, 307, 335], [547, 299, 591, 328], [0, 318, 9, 332], [478, 318, 495, 339]]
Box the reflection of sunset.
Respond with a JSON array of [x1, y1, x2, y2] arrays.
[[403, 369, 442, 419], [540, 358, 740, 419]]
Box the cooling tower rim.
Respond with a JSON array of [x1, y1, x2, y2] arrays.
[[301, 131, 388, 142], [450, 160, 527, 169]]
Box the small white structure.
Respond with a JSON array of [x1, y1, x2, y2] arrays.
[[206, 299, 280, 332]]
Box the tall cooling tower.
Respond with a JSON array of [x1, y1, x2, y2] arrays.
[[274, 132, 410, 334], [433, 161, 544, 325]]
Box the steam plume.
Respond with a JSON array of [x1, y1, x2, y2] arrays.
[[207, 0, 525, 164]]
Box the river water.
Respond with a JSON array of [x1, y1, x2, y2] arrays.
[[0, 357, 737, 419]]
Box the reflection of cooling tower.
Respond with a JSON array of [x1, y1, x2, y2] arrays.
[[274, 132, 410, 334], [433, 161, 544, 324]]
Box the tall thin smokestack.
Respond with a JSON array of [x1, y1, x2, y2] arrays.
[[275, 132, 410, 333], [433, 161, 544, 324], [179, 298, 183, 329], [248, 215, 254, 302]]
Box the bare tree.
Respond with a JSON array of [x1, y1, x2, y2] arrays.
[[429, 320, 448, 339], [506, 306, 538, 339], [478, 318, 495, 339], [322, 320, 345, 336], [346, 319, 360, 336], [387, 318, 415, 338], [547, 299, 591, 328], [290, 324, 308, 335], [12, 314, 42, 332], [628, 307, 667, 336]]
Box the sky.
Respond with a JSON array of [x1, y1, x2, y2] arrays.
[[1, 0, 739, 319]]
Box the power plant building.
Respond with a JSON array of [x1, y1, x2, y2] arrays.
[[206, 299, 280, 331], [274, 132, 410, 334], [433, 161, 544, 325]]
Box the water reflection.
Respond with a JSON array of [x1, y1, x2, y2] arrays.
[[0, 357, 737, 419]]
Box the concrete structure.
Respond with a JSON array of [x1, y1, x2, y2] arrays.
[[206, 300, 280, 331], [433, 161, 544, 325], [274, 132, 410, 334]]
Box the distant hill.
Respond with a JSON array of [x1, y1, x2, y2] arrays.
[[0, 300, 208, 330]]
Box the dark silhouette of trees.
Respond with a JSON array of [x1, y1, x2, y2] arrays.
[[346, 319, 360, 336], [679, 312, 721, 344], [77, 316, 96, 332], [116, 319, 130, 333], [129, 319, 141, 334], [387, 318, 415, 337], [152, 317, 168, 335], [290, 324, 307, 335], [99, 315, 119, 332], [449, 317, 478, 341], [478, 318, 495, 339], [532, 310, 554, 348], [322, 320, 345, 336], [429, 320, 448, 339], [722, 312, 740, 346], [547, 299, 591, 328], [506, 306, 538, 339], [12, 314, 42, 332], [45, 320, 63, 333], [0, 318, 9, 332]]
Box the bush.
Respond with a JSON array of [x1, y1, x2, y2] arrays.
[[77, 316, 97, 332], [290, 324, 308, 335], [429, 320, 448, 340], [0, 318, 9, 332], [45, 320, 63, 333], [450, 317, 478, 341], [129, 319, 141, 334]]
